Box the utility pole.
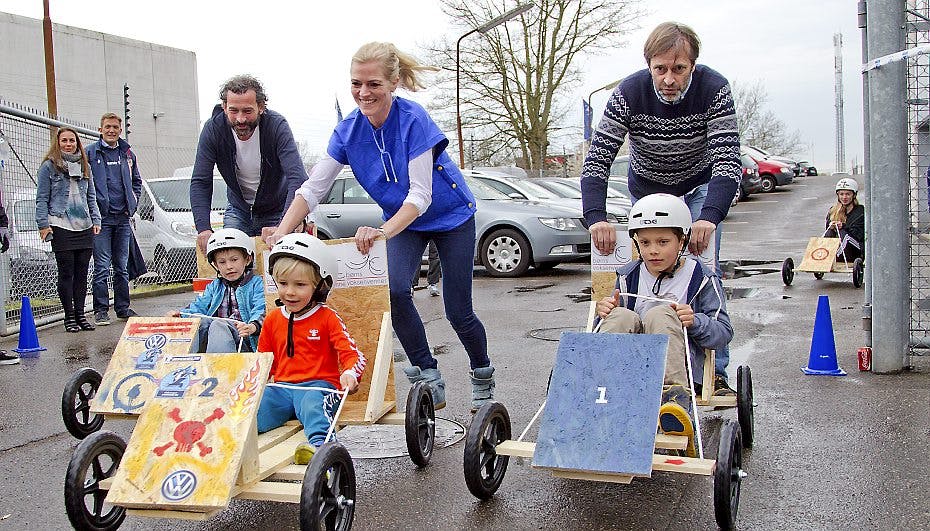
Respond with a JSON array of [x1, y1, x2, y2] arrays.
[[834, 33, 846, 173], [42, 0, 58, 138]]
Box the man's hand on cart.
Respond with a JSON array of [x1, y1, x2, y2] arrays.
[[589, 221, 616, 256], [340, 371, 359, 394], [671, 302, 694, 328], [596, 289, 622, 319], [688, 220, 716, 255]]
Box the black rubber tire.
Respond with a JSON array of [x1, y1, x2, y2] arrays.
[[480, 229, 532, 278], [405, 381, 435, 468], [62, 368, 105, 439], [463, 402, 512, 499], [760, 175, 777, 193], [781, 258, 794, 286], [714, 420, 743, 530], [736, 366, 754, 449], [853, 257, 864, 288], [64, 430, 127, 531], [813, 272, 824, 280], [300, 442, 356, 531]]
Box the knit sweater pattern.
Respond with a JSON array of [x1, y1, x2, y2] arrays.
[[581, 65, 741, 226]]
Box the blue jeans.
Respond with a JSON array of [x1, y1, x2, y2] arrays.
[[388, 216, 490, 370], [92, 215, 131, 315], [223, 203, 283, 237], [196, 319, 250, 353], [683, 184, 728, 378], [256, 380, 340, 446]]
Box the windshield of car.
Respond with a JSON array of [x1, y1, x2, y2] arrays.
[[740, 154, 757, 167], [514, 178, 561, 199], [607, 178, 630, 197], [464, 177, 510, 200], [537, 180, 582, 199], [610, 159, 629, 177], [742, 146, 768, 160], [148, 179, 227, 211]]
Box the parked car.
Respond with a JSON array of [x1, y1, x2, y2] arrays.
[[313, 171, 592, 277], [744, 145, 801, 177], [738, 154, 763, 200], [132, 170, 226, 281], [466, 170, 628, 225], [3, 190, 56, 284], [536, 177, 633, 210], [742, 148, 794, 192], [798, 160, 818, 176]]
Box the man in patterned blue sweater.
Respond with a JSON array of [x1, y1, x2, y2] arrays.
[[581, 21, 740, 395]]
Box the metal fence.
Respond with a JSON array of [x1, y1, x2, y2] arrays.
[[0, 101, 196, 335], [906, 1, 930, 356]]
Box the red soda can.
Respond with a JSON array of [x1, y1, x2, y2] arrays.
[[857, 347, 872, 371]]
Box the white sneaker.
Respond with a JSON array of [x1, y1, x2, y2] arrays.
[[428, 284, 440, 297], [0, 350, 20, 365]]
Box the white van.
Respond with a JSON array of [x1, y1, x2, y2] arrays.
[[132, 167, 226, 281], [3, 190, 56, 284]]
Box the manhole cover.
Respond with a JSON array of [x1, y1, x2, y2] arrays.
[[527, 326, 584, 341], [334, 417, 465, 459]]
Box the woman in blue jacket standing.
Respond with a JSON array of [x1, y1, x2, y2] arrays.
[[271, 42, 493, 412], [36, 127, 101, 332]]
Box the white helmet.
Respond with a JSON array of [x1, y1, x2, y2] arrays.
[[268, 233, 338, 302], [628, 193, 692, 237], [836, 178, 859, 194], [206, 228, 255, 268]]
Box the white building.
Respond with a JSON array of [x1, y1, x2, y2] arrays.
[[0, 11, 199, 179]]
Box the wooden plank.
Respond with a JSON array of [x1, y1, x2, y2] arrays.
[[533, 333, 667, 477], [267, 464, 307, 482], [107, 353, 273, 512], [237, 422, 260, 486], [256, 422, 301, 452], [377, 412, 406, 426], [128, 508, 219, 521], [585, 301, 596, 333], [364, 312, 394, 422], [91, 317, 201, 415], [235, 481, 301, 504], [696, 396, 737, 408], [551, 470, 634, 484], [338, 400, 395, 426], [701, 349, 715, 403], [254, 431, 308, 478], [654, 434, 688, 451], [496, 440, 535, 458], [798, 237, 840, 272], [652, 454, 715, 475]]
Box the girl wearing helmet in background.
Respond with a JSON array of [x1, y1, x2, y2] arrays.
[[166, 228, 265, 352], [257, 233, 366, 464], [825, 178, 865, 263], [594, 193, 732, 458]]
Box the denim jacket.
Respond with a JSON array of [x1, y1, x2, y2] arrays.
[[35, 159, 102, 230], [180, 273, 266, 351]]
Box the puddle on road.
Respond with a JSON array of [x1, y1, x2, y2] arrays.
[[511, 283, 556, 293], [726, 287, 761, 301]]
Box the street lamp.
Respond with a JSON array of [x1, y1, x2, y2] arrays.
[[456, 2, 536, 168], [585, 78, 622, 151]]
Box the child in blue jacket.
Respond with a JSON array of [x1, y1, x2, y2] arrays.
[[595, 194, 732, 457], [167, 228, 265, 352]]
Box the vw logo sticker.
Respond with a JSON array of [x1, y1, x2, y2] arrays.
[[161, 470, 197, 501], [144, 333, 168, 350]]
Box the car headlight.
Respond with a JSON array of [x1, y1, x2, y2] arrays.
[[539, 217, 581, 231], [171, 221, 198, 238], [781, 167, 792, 174]]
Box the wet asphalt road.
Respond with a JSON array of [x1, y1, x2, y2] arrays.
[[2, 173, 929, 530]]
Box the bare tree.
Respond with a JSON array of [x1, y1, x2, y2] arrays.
[[733, 80, 804, 157], [296, 141, 321, 174], [422, 0, 642, 170]]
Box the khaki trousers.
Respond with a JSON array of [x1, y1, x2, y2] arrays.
[[599, 305, 687, 387]]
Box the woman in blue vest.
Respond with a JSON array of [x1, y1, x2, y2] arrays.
[[271, 42, 493, 412]]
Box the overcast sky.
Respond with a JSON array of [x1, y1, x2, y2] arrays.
[[0, 0, 864, 171]]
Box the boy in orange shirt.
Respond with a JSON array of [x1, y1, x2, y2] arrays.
[[256, 233, 366, 464]]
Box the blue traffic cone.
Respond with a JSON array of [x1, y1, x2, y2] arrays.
[[13, 296, 46, 357], [802, 295, 846, 376]]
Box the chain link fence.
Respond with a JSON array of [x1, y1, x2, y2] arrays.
[[906, 1, 930, 356], [0, 101, 198, 335]]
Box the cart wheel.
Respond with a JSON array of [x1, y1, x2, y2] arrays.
[[300, 442, 356, 531], [852, 258, 864, 288], [64, 430, 127, 531], [405, 381, 435, 467], [463, 402, 512, 500], [781, 258, 794, 286], [62, 367, 105, 439], [736, 366, 754, 449], [714, 421, 744, 530], [813, 272, 824, 280]]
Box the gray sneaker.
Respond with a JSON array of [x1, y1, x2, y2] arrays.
[[403, 366, 446, 409], [428, 284, 440, 297], [95, 311, 111, 326], [0, 350, 20, 365], [469, 366, 495, 412]]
